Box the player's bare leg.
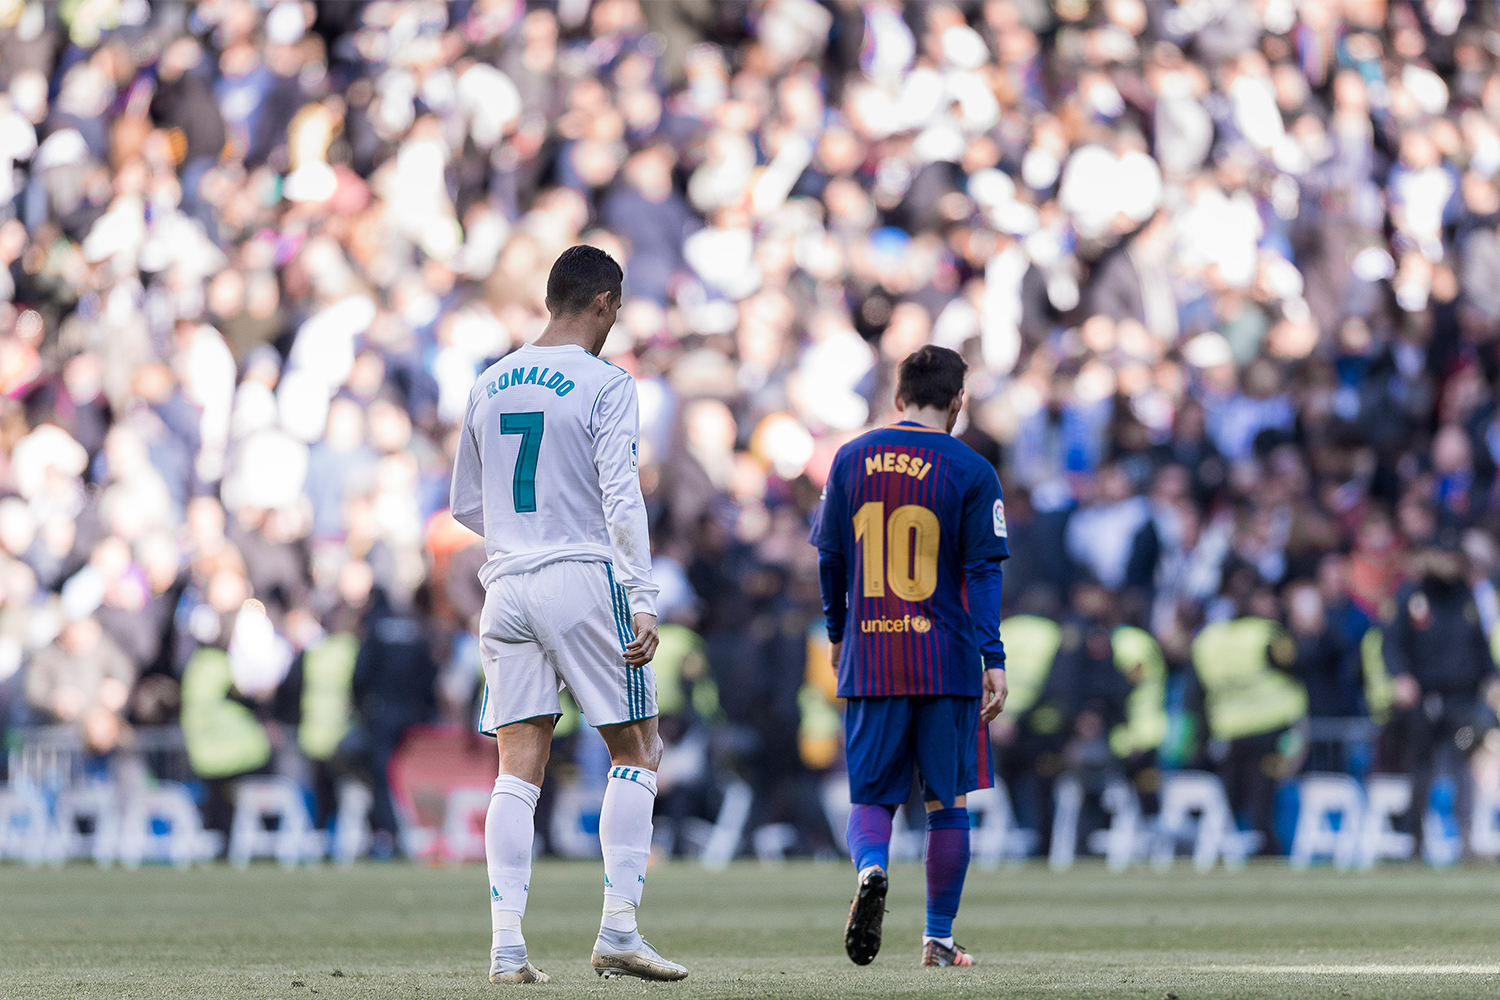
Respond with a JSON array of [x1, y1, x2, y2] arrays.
[[589, 712, 688, 981], [920, 795, 975, 968], [487, 716, 553, 984]]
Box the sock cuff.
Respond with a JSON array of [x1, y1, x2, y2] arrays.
[[494, 773, 542, 811], [925, 807, 970, 831], [607, 765, 658, 795]]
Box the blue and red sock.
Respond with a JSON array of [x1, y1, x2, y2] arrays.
[[924, 807, 970, 940], [846, 803, 894, 873]]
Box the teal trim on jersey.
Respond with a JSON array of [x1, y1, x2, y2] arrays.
[[618, 584, 636, 642], [476, 683, 495, 737], [588, 371, 630, 436], [578, 349, 628, 376], [605, 565, 653, 722], [618, 579, 641, 719], [606, 564, 635, 718], [500, 411, 544, 512], [606, 565, 627, 650]]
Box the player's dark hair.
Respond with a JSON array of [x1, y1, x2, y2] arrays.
[[897, 345, 967, 410], [546, 245, 623, 315]]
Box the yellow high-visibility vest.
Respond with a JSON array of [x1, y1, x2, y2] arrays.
[[1361, 627, 1394, 725], [997, 615, 1062, 720], [1190, 617, 1308, 741], [181, 647, 272, 779], [298, 632, 358, 762], [1110, 625, 1168, 757]]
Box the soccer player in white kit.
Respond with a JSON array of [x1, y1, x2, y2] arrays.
[[450, 245, 687, 984]]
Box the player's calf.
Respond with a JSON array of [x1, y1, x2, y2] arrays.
[[589, 763, 689, 981], [486, 775, 543, 984], [922, 805, 971, 961]]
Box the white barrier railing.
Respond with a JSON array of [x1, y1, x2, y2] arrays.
[[0, 721, 1485, 869]]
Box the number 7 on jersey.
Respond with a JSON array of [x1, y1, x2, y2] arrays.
[[501, 411, 544, 512]]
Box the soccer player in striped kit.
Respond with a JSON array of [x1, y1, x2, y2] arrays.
[[809, 345, 1009, 968]]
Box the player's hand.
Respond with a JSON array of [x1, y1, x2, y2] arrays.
[[626, 612, 659, 667], [981, 667, 1007, 723], [829, 641, 841, 667]]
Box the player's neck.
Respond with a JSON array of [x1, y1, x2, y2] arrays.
[[534, 318, 605, 355], [895, 407, 954, 433]]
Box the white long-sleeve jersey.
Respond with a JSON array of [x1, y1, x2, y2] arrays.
[[449, 343, 658, 617]]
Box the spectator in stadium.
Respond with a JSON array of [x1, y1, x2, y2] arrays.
[[3, 0, 1500, 863], [1285, 577, 1361, 773], [1381, 534, 1499, 848], [25, 613, 134, 755], [351, 585, 438, 858], [1042, 581, 1135, 857]]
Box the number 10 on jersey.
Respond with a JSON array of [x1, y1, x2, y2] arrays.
[[853, 501, 939, 602]]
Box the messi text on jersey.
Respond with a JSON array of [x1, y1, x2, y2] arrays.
[[863, 450, 933, 480]]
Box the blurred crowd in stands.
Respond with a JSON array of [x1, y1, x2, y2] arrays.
[[4, 0, 1500, 860]]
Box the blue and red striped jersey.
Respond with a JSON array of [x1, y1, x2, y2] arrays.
[[809, 421, 1009, 698]]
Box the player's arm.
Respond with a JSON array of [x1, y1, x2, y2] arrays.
[[592, 372, 660, 665], [808, 458, 849, 663], [962, 465, 1011, 722], [967, 558, 1007, 722], [449, 388, 485, 536], [818, 548, 849, 664]]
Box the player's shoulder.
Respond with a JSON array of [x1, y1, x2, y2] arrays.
[[947, 437, 1000, 486], [571, 350, 635, 397], [570, 347, 631, 378]]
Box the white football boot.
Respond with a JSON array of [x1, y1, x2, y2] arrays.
[[489, 944, 549, 984], [590, 927, 689, 980]]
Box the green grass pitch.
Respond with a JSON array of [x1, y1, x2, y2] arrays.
[[3, 860, 1499, 999]]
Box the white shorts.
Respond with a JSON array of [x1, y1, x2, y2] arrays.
[[477, 560, 657, 733]]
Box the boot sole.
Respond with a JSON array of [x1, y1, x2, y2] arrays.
[[591, 953, 689, 981], [844, 869, 888, 965]]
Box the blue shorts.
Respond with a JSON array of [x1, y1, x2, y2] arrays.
[[844, 696, 993, 808]]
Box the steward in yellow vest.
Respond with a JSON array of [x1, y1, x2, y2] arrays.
[[1110, 625, 1168, 807], [294, 630, 359, 826], [1190, 615, 1307, 849], [181, 646, 273, 779], [180, 644, 273, 842]]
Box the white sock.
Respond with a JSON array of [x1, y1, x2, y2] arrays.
[[599, 765, 657, 935], [924, 935, 956, 949], [486, 774, 540, 952]]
